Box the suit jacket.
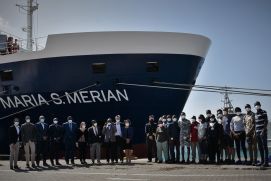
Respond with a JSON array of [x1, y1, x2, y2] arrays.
[[76, 128, 88, 143], [21, 122, 37, 143], [35, 122, 49, 141], [122, 127, 133, 140], [48, 123, 63, 142], [8, 125, 21, 144], [62, 122, 78, 143], [102, 124, 117, 142], [88, 126, 102, 144]]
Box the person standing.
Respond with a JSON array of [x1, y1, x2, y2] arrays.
[[179, 112, 191, 163], [206, 110, 212, 124], [254, 101, 269, 167], [145, 115, 157, 162], [230, 107, 247, 164], [216, 109, 225, 163], [48, 118, 62, 166], [62, 116, 78, 165], [21, 116, 37, 168], [122, 119, 134, 164], [88, 120, 102, 164], [198, 115, 208, 164], [76, 122, 88, 164], [156, 120, 169, 163], [243, 104, 258, 165], [190, 116, 199, 164], [167, 115, 180, 163], [8, 118, 21, 170], [114, 115, 124, 163], [102, 118, 117, 164], [35, 115, 49, 167]]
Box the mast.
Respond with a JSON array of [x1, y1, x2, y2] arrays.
[[222, 87, 234, 114], [16, 0, 38, 51]]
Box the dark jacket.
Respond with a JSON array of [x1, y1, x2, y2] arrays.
[[102, 124, 117, 142], [62, 122, 78, 143], [8, 125, 21, 144], [145, 122, 157, 140], [156, 126, 168, 142], [167, 121, 180, 140], [122, 127, 134, 140], [88, 126, 102, 144], [206, 122, 223, 143], [35, 122, 49, 141], [76, 128, 88, 143], [48, 123, 62, 142], [21, 122, 37, 143]]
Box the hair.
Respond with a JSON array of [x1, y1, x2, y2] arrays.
[[124, 119, 131, 125]]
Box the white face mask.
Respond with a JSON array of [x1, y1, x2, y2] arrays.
[[53, 121, 58, 124], [125, 123, 129, 127], [116, 119, 120, 122], [173, 118, 177, 122], [107, 123, 111, 126], [210, 118, 215, 122], [181, 116, 186, 119], [68, 120, 72, 123], [236, 112, 241, 116], [40, 119, 45, 123], [246, 108, 251, 112], [198, 119, 202, 123], [167, 118, 171, 122], [94, 123, 97, 127], [26, 119, 30, 123], [210, 122, 215, 127], [158, 124, 163, 128], [191, 119, 196, 122], [255, 105, 261, 110], [14, 122, 19, 126], [162, 119, 166, 122]]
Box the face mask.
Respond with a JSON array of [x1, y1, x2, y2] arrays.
[[210, 118, 215, 122], [167, 118, 171, 122], [53, 121, 58, 124], [162, 119, 166, 122], [198, 119, 202, 123], [210, 122, 215, 127], [255, 105, 261, 110], [14, 122, 19, 126], [94, 123, 97, 127], [82, 125, 86, 129], [125, 123, 129, 127], [107, 123, 111, 126], [245, 108, 251, 112], [173, 118, 177, 122], [158, 124, 163, 128], [40, 119, 45, 123], [26, 119, 30, 123], [116, 119, 120, 122], [207, 114, 211, 117], [181, 116, 186, 119], [236, 112, 241, 116], [191, 119, 196, 122], [68, 120, 72, 123]]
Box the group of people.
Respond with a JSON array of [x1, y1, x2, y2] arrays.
[[145, 101, 269, 168], [8, 115, 134, 170], [1, 36, 20, 55]]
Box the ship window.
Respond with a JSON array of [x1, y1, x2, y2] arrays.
[[92, 63, 106, 73], [1, 70, 13, 81], [146, 62, 159, 72]]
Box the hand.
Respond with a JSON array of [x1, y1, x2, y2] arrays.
[[148, 136, 153, 140]]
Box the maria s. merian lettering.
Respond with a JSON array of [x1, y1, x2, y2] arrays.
[[0, 89, 129, 109]]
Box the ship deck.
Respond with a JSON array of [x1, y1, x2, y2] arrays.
[[0, 159, 270, 181]]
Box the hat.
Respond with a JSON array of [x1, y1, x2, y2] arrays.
[[217, 109, 222, 114], [180, 112, 186, 116], [67, 116, 72, 120], [25, 115, 30, 120], [206, 110, 211, 114], [191, 116, 196, 120], [254, 101, 261, 107], [107, 118, 112, 123], [245, 104, 251, 109], [235, 107, 241, 112], [91, 120, 97, 124], [53, 118, 58, 121]]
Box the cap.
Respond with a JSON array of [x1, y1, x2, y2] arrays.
[[206, 110, 211, 114], [235, 107, 241, 112], [245, 104, 251, 109], [67, 116, 72, 120], [217, 109, 222, 114], [210, 114, 215, 119], [254, 101, 261, 107], [191, 116, 196, 120], [91, 120, 97, 124]]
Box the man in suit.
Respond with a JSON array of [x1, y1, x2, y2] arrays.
[[114, 115, 124, 163], [62, 116, 78, 165], [8, 118, 21, 170], [88, 120, 102, 164], [35, 115, 49, 166], [102, 118, 117, 164], [48, 117, 62, 166], [21, 115, 37, 168]]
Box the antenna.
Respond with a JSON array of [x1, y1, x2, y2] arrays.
[[221, 87, 234, 113], [16, 0, 38, 51]]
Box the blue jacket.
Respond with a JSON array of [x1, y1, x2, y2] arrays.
[[62, 122, 78, 143], [122, 127, 133, 140]]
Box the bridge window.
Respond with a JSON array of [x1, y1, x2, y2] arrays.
[[1, 70, 13, 81], [146, 62, 159, 72], [92, 63, 106, 74]]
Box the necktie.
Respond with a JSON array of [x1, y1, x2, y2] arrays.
[[69, 123, 72, 131]]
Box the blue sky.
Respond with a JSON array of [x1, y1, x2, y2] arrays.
[[0, 0, 271, 119]]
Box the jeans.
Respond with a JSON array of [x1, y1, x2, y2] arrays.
[[191, 142, 199, 161], [156, 141, 168, 162], [146, 137, 157, 161], [234, 131, 247, 161], [169, 138, 180, 162], [256, 131, 269, 164]]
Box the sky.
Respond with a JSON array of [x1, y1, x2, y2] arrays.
[[0, 0, 271, 119]]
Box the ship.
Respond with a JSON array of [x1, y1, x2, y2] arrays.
[[0, 1, 211, 157]]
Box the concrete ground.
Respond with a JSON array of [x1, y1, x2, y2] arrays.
[[0, 159, 271, 181]]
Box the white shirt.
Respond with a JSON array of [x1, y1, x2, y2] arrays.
[[115, 122, 122, 136]]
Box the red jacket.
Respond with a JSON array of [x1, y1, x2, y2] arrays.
[[190, 121, 199, 142]]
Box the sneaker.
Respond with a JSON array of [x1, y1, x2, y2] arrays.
[[26, 164, 30, 168], [14, 165, 19, 169]]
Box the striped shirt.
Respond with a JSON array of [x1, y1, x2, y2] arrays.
[[255, 109, 268, 133]]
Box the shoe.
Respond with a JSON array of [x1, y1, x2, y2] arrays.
[[256, 162, 263, 166], [50, 160, 55, 166], [191, 160, 195, 164], [56, 161, 61, 166], [65, 160, 69, 165], [235, 160, 242, 165], [36, 161, 40, 167], [14, 165, 19, 169], [147, 160, 152, 162], [43, 162, 49, 167], [10, 166, 13, 170], [31, 163, 36, 168], [180, 160, 185, 164], [97, 161, 101, 165], [26, 164, 30, 168], [158, 160, 163, 163], [186, 160, 190, 164], [262, 163, 269, 167]]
